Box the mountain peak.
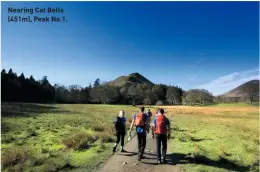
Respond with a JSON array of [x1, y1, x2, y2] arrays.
[[222, 79, 259, 97], [106, 72, 154, 87]]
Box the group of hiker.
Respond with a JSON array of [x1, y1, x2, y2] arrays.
[[113, 106, 171, 164]]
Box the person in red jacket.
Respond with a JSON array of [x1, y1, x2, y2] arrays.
[[152, 108, 171, 164]]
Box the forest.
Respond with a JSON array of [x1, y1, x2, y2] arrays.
[[0, 68, 224, 105]]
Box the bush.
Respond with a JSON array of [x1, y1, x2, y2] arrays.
[[62, 132, 99, 150], [92, 126, 104, 132], [2, 147, 29, 169], [99, 132, 115, 143]]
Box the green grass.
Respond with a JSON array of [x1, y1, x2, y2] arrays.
[[1, 103, 139, 172], [1, 103, 259, 172], [169, 105, 259, 172]]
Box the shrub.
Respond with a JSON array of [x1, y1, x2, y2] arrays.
[[92, 126, 104, 132], [1, 147, 29, 169], [62, 132, 99, 150], [99, 132, 115, 143]]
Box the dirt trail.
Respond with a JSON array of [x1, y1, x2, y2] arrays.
[[94, 134, 182, 172]]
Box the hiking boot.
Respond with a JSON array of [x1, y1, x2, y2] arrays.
[[121, 149, 126, 153], [162, 159, 168, 164], [112, 147, 116, 153]]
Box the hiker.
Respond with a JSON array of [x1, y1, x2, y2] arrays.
[[128, 106, 148, 161], [146, 109, 153, 133], [156, 108, 160, 115], [152, 108, 171, 164], [113, 110, 126, 153]]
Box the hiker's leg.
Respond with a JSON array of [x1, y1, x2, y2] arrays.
[[113, 132, 120, 152], [137, 134, 142, 158], [156, 134, 161, 161], [120, 132, 125, 149], [137, 134, 141, 152], [162, 134, 167, 161], [140, 134, 145, 157], [115, 132, 120, 145], [142, 134, 147, 154]]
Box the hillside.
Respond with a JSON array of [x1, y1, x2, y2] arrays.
[[222, 80, 259, 97], [106, 72, 154, 87]]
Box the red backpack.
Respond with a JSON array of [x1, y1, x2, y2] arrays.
[[134, 112, 145, 126], [154, 115, 167, 134]]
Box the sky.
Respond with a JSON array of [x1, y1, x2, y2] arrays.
[[2, 2, 259, 95]]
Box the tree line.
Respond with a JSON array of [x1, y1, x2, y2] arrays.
[[2, 69, 55, 103], [0, 68, 227, 105]]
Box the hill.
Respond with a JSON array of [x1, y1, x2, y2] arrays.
[[222, 79, 259, 97], [106, 72, 154, 87]]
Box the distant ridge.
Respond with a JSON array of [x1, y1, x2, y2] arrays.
[[222, 80, 259, 97], [106, 73, 154, 87]]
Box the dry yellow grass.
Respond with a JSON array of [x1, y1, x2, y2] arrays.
[[155, 105, 258, 115]]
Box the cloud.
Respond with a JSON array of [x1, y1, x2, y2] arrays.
[[197, 68, 259, 96]]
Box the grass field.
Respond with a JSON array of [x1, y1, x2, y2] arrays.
[[1, 103, 259, 172]]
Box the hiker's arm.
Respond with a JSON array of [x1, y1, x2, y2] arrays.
[[129, 120, 135, 134]]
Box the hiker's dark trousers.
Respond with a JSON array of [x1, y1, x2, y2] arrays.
[[137, 133, 146, 157], [155, 134, 167, 161], [116, 131, 125, 147]]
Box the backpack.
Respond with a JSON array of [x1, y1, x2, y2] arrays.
[[154, 115, 167, 134], [135, 112, 145, 126], [114, 117, 124, 131]]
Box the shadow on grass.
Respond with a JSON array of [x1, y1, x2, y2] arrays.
[[1, 102, 71, 117], [143, 153, 250, 172]]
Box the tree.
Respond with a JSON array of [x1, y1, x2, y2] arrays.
[[90, 85, 119, 104], [81, 87, 90, 103], [166, 86, 182, 105], [127, 85, 139, 106], [2, 68, 55, 103], [19, 73, 25, 80], [242, 82, 259, 103], [144, 89, 158, 105], [184, 89, 214, 105], [93, 78, 100, 87], [8, 68, 14, 75], [29, 75, 35, 82], [152, 84, 167, 100], [41, 76, 49, 85], [143, 98, 152, 105], [68, 85, 82, 103], [2, 69, 6, 74]]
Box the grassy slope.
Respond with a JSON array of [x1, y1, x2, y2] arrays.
[[1, 103, 259, 172], [161, 104, 259, 172]]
